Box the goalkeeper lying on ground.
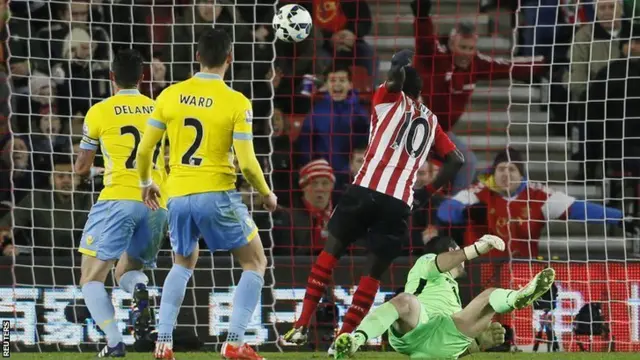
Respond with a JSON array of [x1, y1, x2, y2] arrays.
[[334, 235, 556, 359]]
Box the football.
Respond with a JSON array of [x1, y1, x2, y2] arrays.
[[272, 4, 312, 43]]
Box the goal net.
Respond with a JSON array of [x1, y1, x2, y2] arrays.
[[2, 0, 639, 355], [3, 0, 280, 352]]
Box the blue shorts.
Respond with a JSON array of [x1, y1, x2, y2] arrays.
[[167, 191, 258, 257], [79, 200, 168, 267]]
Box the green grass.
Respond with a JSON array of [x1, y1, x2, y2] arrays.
[[4, 352, 633, 360]]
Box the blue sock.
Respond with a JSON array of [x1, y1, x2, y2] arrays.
[[82, 281, 122, 347], [227, 270, 264, 345], [157, 264, 193, 343], [119, 270, 149, 294]]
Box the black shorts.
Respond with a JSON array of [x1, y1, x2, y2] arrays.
[[327, 185, 411, 260]]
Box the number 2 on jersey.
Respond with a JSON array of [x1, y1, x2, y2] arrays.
[[181, 118, 203, 166], [120, 126, 161, 169], [390, 112, 431, 158]]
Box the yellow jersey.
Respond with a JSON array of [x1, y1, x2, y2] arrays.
[[81, 89, 167, 207], [146, 72, 264, 198]]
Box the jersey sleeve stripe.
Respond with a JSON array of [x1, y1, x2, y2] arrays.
[[147, 118, 166, 130], [233, 132, 252, 140], [79, 141, 98, 151], [81, 136, 99, 145]]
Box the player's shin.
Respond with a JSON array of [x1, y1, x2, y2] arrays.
[[352, 301, 400, 347], [227, 270, 264, 345], [157, 263, 193, 344], [339, 276, 380, 334], [296, 250, 338, 328], [82, 281, 123, 347]]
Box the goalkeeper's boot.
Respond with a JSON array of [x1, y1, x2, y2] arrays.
[[334, 332, 363, 359], [154, 342, 175, 360], [221, 342, 265, 360], [513, 268, 556, 310], [327, 343, 335, 357], [130, 283, 152, 339], [96, 342, 125, 358], [282, 326, 308, 345]]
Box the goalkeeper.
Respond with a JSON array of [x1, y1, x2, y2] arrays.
[[334, 235, 556, 359]]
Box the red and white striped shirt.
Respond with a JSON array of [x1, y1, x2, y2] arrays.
[[353, 84, 457, 205]]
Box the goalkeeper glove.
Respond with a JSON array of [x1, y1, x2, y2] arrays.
[[464, 234, 505, 260], [475, 322, 506, 351], [410, 0, 432, 18]]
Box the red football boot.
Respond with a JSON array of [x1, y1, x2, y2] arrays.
[[153, 342, 175, 360], [220, 342, 265, 360]]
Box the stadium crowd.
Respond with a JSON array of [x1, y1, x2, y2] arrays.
[[0, 0, 637, 261]]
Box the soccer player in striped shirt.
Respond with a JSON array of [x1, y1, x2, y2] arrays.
[[283, 49, 465, 348]]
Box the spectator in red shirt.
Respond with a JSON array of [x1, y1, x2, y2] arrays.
[[411, 0, 546, 192], [437, 148, 631, 259]]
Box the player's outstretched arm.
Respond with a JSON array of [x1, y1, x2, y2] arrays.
[[430, 235, 505, 275], [386, 49, 413, 93]]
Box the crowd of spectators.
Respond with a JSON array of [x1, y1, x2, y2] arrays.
[[0, 0, 637, 262]]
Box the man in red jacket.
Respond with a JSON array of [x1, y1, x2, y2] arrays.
[[411, 0, 546, 192]]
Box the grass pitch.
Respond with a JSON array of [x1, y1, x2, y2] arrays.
[[4, 352, 631, 360]]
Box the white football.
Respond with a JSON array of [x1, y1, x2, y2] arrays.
[[272, 4, 312, 43]]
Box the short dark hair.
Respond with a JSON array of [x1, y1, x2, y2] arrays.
[[423, 236, 458, 255], [198, 28, 232, 68], [454, 21, 476, 37], [402, 66, 423, 99], [323, 61, 352, 81], [112, 49, 143, 89], [52, 153, 73, 168]]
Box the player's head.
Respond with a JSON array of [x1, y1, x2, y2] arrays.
[[424, 235, 459, 255], [299, 159, 335, 209], [402, 66, 422, 100], [51, 154, 76, 194], [110, 49, 144, 89], [492, 147, 524, 194], [196, 28, 232, 72], [424, 236, 466, 278], [323, 63, 352, 101], [448, 21, 477, 69]]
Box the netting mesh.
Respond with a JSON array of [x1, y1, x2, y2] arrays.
[[1, 0, 639, 354]]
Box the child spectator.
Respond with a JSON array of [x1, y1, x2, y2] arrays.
[[296, 64, 369, 194]]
